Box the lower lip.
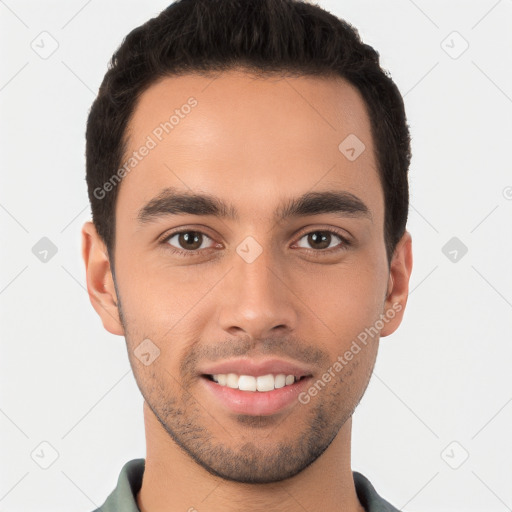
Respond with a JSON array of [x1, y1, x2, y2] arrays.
[[200, 375, 313, 416]]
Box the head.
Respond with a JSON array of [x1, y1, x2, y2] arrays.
[[82, 0, 412, 484]]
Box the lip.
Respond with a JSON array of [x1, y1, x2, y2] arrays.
[[200, 374, 313, 416], [198, 357, 314, 379]]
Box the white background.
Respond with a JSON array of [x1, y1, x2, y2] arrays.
[[1, 1, 511, 511]]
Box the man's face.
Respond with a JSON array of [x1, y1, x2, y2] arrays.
[[89, 70, 408, 483]]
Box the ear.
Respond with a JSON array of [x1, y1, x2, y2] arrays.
[[81, 221, 124, 336], [380, 230, 413, 337]]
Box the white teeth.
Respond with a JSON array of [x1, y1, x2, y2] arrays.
[[210, 373, 301, 392], [274, 374, 286, 389], [256, 374, 275, 391], [239, 375, 257, 391], [285, 375, 295, 386], [226, 373, 238, 389]]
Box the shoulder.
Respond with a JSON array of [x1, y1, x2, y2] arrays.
[[89, 458, 146, 512], [353, 471, 403, 512]]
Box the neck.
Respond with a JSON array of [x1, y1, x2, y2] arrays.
[[136, 401, 365, 512]]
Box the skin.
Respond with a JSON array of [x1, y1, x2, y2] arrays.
[[82, 69, 413, 512]]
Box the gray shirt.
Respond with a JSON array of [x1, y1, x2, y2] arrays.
[[92, 458, 402, 512]]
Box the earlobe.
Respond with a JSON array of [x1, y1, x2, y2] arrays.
[[81, 221, 124, 336], [380, 230, 413, 337]]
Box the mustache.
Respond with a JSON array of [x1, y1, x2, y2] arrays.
[[179, 335, 330, 376]]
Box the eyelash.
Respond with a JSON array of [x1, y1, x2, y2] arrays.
[[159, 228, 351, 258]]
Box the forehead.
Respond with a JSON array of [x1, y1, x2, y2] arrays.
[[116, 70, 382, 225]]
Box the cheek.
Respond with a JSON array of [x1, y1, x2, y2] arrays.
[[303, 263, 385, 327], [115, 254, 204, 330], [116, 265, 215, 379]]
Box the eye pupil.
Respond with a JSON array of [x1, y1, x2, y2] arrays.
[[309, 231, 331, 250], [180, 231, 202, 250]]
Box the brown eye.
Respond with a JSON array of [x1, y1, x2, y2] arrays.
[[164, 231, 213, 252], [296, 230, 347, 252]]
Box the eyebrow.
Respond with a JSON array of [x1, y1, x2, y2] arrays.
[[137, 186, 372, 224]]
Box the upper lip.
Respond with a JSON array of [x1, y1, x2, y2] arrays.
[[199, 357, 314, 378]]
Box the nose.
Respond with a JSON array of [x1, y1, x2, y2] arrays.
[[216, 244, 298, 340]]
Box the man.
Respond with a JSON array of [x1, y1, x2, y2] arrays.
[[81, 0, 413, 510]]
